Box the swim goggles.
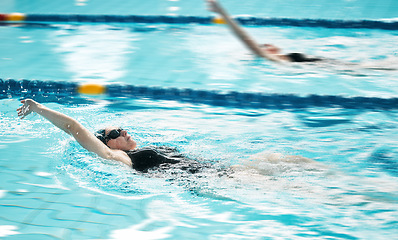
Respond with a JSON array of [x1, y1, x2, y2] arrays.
[[105, 128, 123, 141], [95, 128, 123, 145]]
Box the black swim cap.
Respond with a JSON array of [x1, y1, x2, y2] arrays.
[[95, 129, 107, 146], [287, 53, 322, 62], [287, 53, 307, 62]]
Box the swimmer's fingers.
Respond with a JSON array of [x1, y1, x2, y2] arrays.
[[17, 99, 33, 119], [16, 100, 26, 112], [17, 103, 24, 118], [17, 105, 29, 119], [206, 0, 221, 13]]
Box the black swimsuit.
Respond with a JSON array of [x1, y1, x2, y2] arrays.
[[126, 146, 233, 194], [126, 146, 210, 174]]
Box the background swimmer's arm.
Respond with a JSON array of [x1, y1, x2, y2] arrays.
[[206, 0, 281, 62], [17, 99, 132, 167]]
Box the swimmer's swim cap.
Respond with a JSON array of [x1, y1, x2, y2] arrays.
[[95, 129, 107, 145]]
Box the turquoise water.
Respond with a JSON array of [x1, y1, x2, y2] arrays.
[[1, 22, 398, 96], [1, 1, 398, 239], [1, 96, 398, 239]]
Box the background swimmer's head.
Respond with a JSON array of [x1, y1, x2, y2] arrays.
[[286, 53, 322, 63], [95, 127, 137, 151], [260, 44, 281, 54]]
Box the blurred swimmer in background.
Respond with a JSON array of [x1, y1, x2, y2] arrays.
[[206, 0, 323, 63]]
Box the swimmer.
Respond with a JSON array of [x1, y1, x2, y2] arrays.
[[206, 0, 322, 63], [17, 99, 214, 174], [17, 98, 331, 200], [17, 97, 323, 194]]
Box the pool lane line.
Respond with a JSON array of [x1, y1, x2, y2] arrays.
[[0, 13, 397, 30], [1, 79, 398, 110]]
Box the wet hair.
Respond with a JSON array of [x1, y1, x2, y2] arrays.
[[287, 53, 322, 62], [94, 129, 108, 146]]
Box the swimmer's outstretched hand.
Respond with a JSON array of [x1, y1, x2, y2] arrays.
[[17, 99, 37, 119], [206, 0, 223, 14]]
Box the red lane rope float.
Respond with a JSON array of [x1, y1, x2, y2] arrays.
[[0, 14, 7, 21]]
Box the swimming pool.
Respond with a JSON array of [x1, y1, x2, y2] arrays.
[[1, 1, 398, 239]]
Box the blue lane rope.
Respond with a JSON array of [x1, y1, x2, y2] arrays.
[[1, 78, 398, 110], [1, 13, 397, 30]]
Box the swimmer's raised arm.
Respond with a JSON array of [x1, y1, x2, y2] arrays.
[[17, 99, 131, 166], [206, 0, 282, 62]]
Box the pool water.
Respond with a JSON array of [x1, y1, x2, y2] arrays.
[[1, 0, 398, 239], [1, 22, 398, 96], [1, 96, 398, 239]]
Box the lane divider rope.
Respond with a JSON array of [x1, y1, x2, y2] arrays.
[[1, 78, 398, 110], [0, 13, 397, 30]]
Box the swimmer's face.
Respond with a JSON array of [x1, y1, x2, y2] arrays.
[[105, 126, 137, 151], [260, 44, 281, 54]]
